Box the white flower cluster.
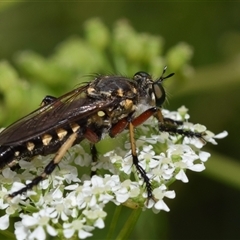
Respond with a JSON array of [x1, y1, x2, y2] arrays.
[[0, 106, 227, 239]]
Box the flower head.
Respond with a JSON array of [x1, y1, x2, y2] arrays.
[[0, 106, 227, 239]]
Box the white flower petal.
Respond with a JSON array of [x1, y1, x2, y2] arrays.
[[2, 168, 17, 179], [29, 226, 46, 240], [65, 183, 79, 190], [199, 151, 211, 162], [188, 163, 205, 172], [46, 224, 58, 236], [115, 188, 129, 203], [214, 131, 228, 139], [154, 200, 170, 212], [94, 218, 105, 229], [63, 228, 75, 239], [61, 211, 69, 221], [14, 222, 29, 240], [78, 229, 93, 239], [22, 215, 38, 227], [0, 214, 9, 230], [164, 190, 176, 199], [175, 169, 189, 183]]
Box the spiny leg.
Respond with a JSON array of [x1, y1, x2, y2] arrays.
[[129, 121, 153, 200], [83, 128, 101, 177], [110, 108, 205, 202], [109, 115, 154, 200], [150, 107, 205, 141], [109, 108, 178, 201], [90, 144, 98, 177], [158, 116, 205, 141], [124, 107, 205, 202], [131, 106, 204, 140], [9, 132, 78, 198]]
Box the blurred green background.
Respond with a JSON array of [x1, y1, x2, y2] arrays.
[[0, 2, 240, 239]]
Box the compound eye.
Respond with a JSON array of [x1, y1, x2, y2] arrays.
[[133, 71, 151, 81], [153, 82, 166, 106]]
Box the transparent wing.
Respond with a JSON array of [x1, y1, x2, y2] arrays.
[[0, 84, 120, 145]]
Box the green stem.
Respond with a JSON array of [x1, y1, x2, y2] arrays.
[[115, 208, 142, 240], [106, 205, 123, 240]]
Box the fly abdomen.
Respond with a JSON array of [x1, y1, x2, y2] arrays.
[[0, 122, 85, 171], [0, 145, 19, 169], [23, 127, 77, 157]]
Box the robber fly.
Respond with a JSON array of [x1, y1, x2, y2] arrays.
[[0, 67, 203, 200]]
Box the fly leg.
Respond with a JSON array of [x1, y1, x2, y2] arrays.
[[82, 128, 101, 177], [128, 121, 154, 202], [159, 118, 205, 140], [90, 144, 98, 177], [8, 126, 102, 198], [109, 107, 205, 203], [131, 107, 205, 141], [109, 110, 156, 202], [130, 108, 205, 201], [9, 132, 78, 198]]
